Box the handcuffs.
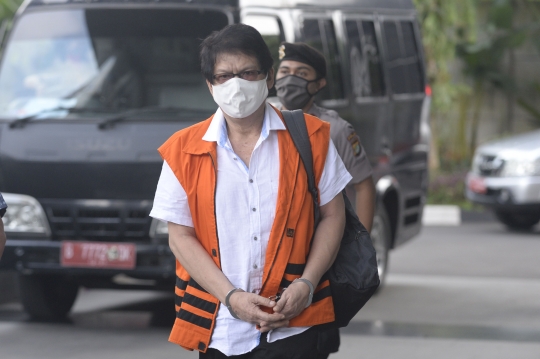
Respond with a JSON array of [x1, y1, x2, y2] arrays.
[[226, 278, 314, 319]]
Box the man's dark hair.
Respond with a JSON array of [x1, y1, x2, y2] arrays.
[[200, 24, 273, 84]]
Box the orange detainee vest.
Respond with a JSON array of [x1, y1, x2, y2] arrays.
[[158, 108, 335, 353]]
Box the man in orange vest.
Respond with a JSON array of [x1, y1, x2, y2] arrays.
[[150, 24, 351, 358]]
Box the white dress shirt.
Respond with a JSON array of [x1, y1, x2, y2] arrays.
[[150, 103, 352, 356]]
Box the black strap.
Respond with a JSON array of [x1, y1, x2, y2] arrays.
[[281, 110, 320, 225]]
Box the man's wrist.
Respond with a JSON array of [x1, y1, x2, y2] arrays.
[[292, 278, 314, 308], [224, 288, 244, 319]]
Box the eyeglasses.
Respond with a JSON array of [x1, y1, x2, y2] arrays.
[[212, 70, 265, 84]]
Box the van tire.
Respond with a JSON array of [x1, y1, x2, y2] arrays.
[[371, 204, 391, 287], [494, 209, 540, 231], [18, 274, 79, 321]]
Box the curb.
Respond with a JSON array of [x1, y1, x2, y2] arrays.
[[422, 205, 494, 226], [422, 205, 461, 226]]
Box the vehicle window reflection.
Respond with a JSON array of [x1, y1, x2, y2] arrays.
[[0, 9, 228, 119]]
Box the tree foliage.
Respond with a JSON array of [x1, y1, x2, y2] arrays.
[[413, 0, 477, 170], [415, 0, 540, 171], [413, 0, 477, 112]]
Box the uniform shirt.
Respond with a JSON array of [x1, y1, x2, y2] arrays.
[[307, 103, 372, 185], [275, 102, 373, 206], [150, 103, 352, 356]]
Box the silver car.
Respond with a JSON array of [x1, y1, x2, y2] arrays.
[[466, 130, 540, 230]]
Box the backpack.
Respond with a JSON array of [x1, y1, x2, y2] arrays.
[[282, 109, 380, 329]]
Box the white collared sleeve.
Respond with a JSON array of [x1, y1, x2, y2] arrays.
[[149, 161, 194, 228], [318, 140, 353, 206]]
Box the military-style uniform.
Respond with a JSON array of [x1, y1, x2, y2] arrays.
[[277, 102, 373, 204], [307, 104, 372, 187]]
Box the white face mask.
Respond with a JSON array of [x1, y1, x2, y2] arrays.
[[211, 76, 268, 119]]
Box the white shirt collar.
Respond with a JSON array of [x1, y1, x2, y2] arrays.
[[202, 103, 286, 147]]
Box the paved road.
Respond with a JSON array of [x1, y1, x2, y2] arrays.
[[1, 221, 539, 359]]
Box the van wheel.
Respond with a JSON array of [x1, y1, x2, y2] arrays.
[[18, 274, 79, 321], [494, 209, 540, 231], [371, 205, 391, 286]]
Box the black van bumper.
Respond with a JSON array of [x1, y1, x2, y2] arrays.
[[0, 239, 176, 288]]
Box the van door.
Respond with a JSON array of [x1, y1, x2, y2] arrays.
[[380, 17, 427, 242], [241, 11, 286, 69], [299, 16, 347, 110], [342, 16, 390, 178]]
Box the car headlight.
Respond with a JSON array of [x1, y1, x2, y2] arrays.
[[149, 218, 169, 242], [500, 158, 540, 177], [2, 193, 51, 237]]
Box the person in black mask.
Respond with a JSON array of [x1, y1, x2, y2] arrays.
[[275, 42, 375, 232], [275, 41, 376, 359]]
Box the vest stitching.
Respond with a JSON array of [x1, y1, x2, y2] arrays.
[[312, 285, 332, 303], [176, 277, 188, 291], [284, 263, 305, 275], [175, 294, 183, 307], [183, 293, 218, 314], [177, 309, 212, 330], [188, 278, 208, 293]]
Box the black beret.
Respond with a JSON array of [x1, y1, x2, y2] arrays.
[[279, 42, 327, 78]]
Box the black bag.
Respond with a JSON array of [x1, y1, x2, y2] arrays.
[[282, 109, 380, 329]]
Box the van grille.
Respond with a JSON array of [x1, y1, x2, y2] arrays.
[[44, 200, 152, 242]]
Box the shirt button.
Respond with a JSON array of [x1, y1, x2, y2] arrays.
[[233, 157, 237, 161], [252, 208, 256, 212], [253, 264, 258, 269], [254, 236, 258, 241], [252, 289, 257, 293], [249, 179, 253, 183]]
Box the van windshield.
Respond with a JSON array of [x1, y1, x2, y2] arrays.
[[0, 8, 229, 119]]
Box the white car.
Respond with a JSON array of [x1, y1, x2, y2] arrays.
[[466, 130, 540, 230]]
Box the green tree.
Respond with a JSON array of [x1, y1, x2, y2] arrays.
[[413, 0, 477, 170], [0, 0, 22, 49], [457, 0, 540, 154]]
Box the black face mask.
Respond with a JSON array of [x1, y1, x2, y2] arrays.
[[275, 75, 320, 110]]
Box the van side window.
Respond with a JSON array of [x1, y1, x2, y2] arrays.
[[302, 19, 344, 100], [382, 20, 424, 94], [345, 19, 385, 97], [242, 15, 285, 74]]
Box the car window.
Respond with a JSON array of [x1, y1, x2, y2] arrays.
[[382, 20, 424, 95], [346, 19, 385, 98], [242, 14, 284, 75], [302, 18, 344, 100]]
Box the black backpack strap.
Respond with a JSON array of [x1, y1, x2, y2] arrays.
[[281, 109, 321, 225]]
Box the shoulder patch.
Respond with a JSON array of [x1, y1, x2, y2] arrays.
[[348, 132, 362, 157]]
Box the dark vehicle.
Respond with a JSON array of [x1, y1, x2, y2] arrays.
[[0, 0, 430, 320]]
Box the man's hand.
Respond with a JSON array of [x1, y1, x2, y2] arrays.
[[229, 291, 288, 332], [271, 281, 310, 321]]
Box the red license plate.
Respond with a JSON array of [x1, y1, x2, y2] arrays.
[[468, 175, 487, 194], [61, 241, 136, 269]]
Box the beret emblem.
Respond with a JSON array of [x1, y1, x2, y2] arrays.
[[278, 44, 286, 60]]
